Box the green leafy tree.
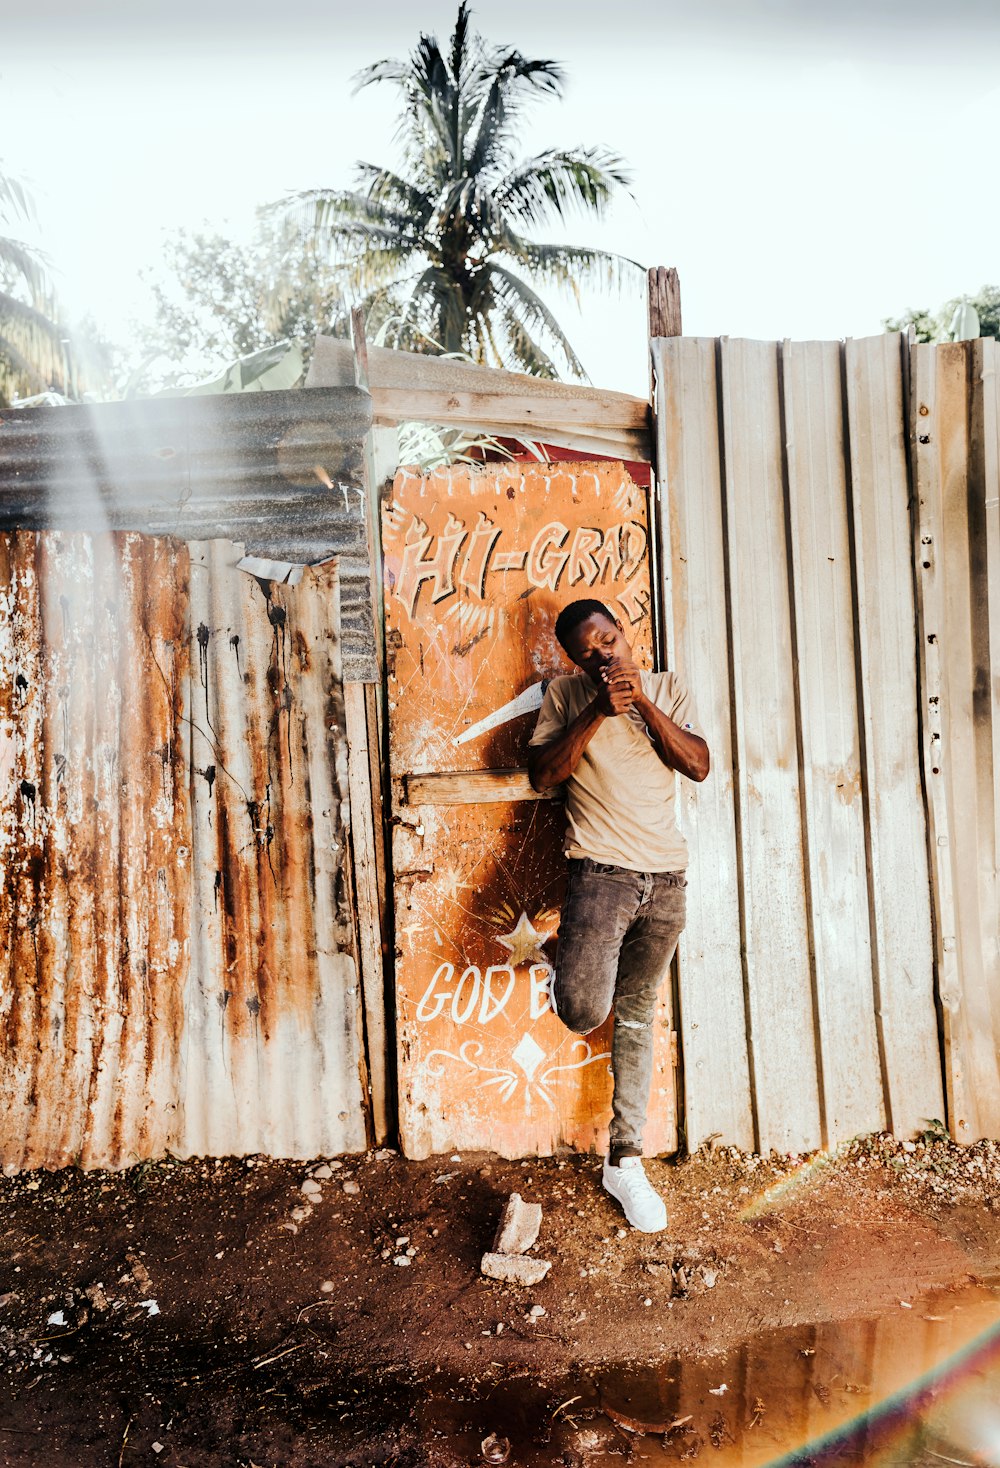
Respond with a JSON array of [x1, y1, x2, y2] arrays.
[[287, 2, 638, 379], [884, 285, 1000, 343], [135, 219, 349, 392], [0, 168, 70, 404]]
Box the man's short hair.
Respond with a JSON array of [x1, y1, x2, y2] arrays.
[[554, 599, 617, 650]]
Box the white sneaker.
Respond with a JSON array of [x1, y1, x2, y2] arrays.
[[602, 1156, 668, 1233]]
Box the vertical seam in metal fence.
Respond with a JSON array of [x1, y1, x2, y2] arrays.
[[777, 341, 828, 1151], [840, 340, 894, 1132], [651, 344, 686, 1151], [714, 337, 760, 1154]]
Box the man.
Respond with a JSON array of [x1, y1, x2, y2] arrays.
[[527, 599, 709, 1233]]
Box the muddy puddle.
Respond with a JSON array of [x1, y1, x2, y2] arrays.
[[413, 1281, 1000, 1466]]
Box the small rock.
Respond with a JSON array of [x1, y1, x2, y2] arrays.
[[152, 1444, 164, 1455], [481, 1253, 551, 1286], [291, 1206, 311, 1224], [527, 1304, 546, 1319], [433, 1173, 456, 1185], [46, 1310, 66, 1327], [901, 1140, 916, 1153], [701, 1267, 718, 1288], [138, 1299, 160, 1317], [312, 1164, 334, 1180], [301, 1179, 322, 1197], [493, 1193, 542, 1256], [320, 1280, 335, 1293], [342, 1180, 360, 1196], [85, 1285, 108, 1312], [126, 1253, 153, 1293], [375, 1147, 397, 1160], [395, 1235, 410, 1247], [393, 1256, 411, 1267], [643, 1297, 652, 1307]]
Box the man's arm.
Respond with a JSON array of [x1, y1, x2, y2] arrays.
[[527, 679, 634, 792], [607, 657, 711, 783]]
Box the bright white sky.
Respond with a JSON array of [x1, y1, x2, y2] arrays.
[[3, 0, 999, 397]]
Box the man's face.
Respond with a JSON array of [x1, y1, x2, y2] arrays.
[[561, 612, 631, 681]]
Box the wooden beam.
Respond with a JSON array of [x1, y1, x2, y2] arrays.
[[647, 266, 683, 340], [405, 768, 559, 806], [306, 336, 652, 461]]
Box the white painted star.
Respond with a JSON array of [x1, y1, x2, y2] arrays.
[[496, 911, 546, 967]]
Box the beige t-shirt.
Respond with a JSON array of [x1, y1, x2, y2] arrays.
[[529, 670, 703, 872]]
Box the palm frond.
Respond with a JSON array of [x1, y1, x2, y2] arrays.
[[500, 230, 644, 295], [480, 263, 588, 379], [465, 52, 565, 177], [494, 147, 632, 225], [0, 172, 34, 225], [0, 236, 53, 300], [497, 304, 560, 379], [353, 164, 435, 225], [283, 186, 422, 241]]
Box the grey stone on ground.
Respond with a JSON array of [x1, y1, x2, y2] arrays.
[[480, 1252, 551, 1285], [492, 1192, 542, 1255]]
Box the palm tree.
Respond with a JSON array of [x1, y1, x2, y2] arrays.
[[0, 168, 68, 405], [290, 3, 638, 379]]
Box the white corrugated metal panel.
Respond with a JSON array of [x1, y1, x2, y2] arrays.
[[653, 337, 752, 1152], [719, 338, 820, 1153], [0, 532, 369, 1171], [845, 336, 942, 1136], [912, 341, 1000, 1140], [782, 340, 883, 1143], [653, 333, 947, 1150]]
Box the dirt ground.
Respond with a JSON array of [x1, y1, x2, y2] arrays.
[[0, 1132, 999, 1467]]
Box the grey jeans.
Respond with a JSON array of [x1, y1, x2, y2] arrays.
[[553, 857, 686, 1156]]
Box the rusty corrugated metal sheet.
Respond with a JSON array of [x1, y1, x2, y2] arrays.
[[0, 530, 369, 1170], [0, 388, 378, 681]]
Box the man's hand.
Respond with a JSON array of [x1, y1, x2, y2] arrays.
[[596, 655, 640, 716]]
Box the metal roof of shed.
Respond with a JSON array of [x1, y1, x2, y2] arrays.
[[0, 386, 378, 680]]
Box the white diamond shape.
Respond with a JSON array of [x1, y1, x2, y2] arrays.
[[511, 1033, 546, 1080]]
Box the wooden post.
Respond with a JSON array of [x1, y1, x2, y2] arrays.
[[346, 306, 395, 1144], [647, 266, 683, 1145], [647, 266, 682, 342]]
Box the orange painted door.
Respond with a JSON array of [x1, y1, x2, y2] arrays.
[[384, 461, 677, 1159]]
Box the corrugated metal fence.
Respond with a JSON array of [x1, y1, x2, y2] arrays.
[[654, 331, 1000, 1154], [0, 532, 369, 1170]]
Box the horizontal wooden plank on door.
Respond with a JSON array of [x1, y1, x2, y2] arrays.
[[720, 337, 820, 1154], [845, 334, 942, 1137], [782, 339, 883, 1144], [653, 336, 752, 1151], [405, 768, 557, 805]]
